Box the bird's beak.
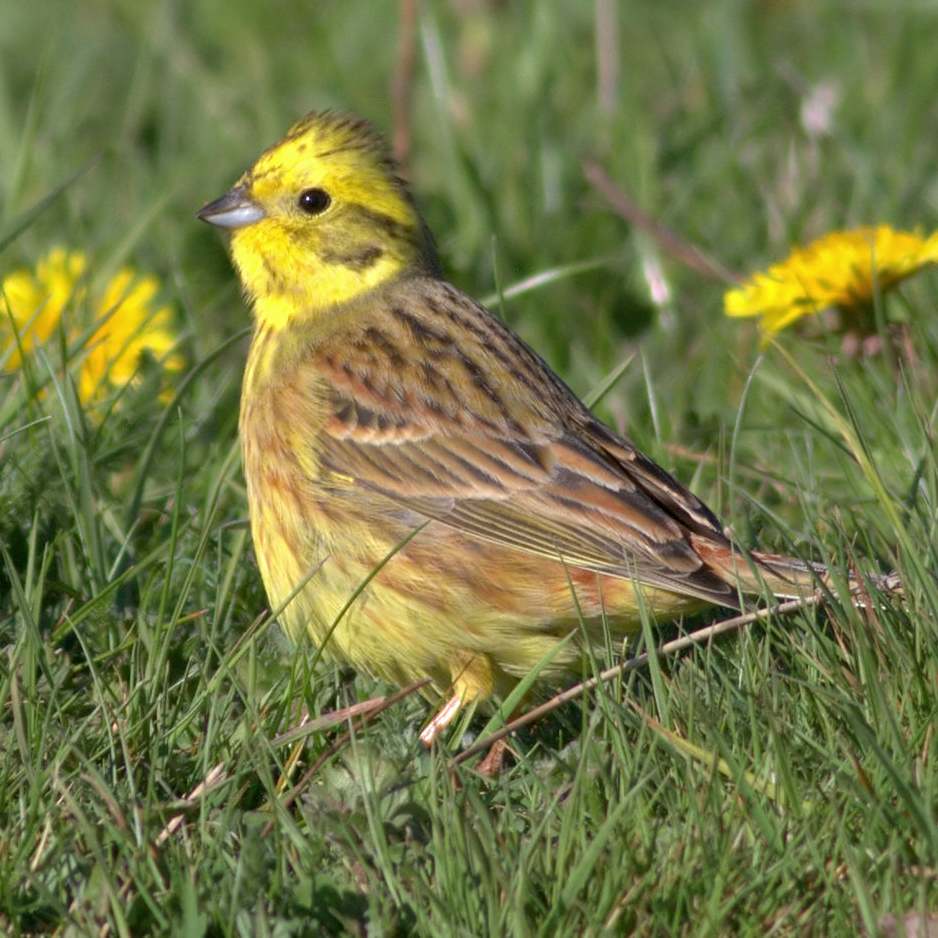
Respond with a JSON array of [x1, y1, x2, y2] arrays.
[[197, 184, 266, 229]]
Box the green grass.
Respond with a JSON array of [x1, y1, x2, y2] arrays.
[[2, 0, 938, 934]]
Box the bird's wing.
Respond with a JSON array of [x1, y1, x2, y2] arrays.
[[308, 279, 740, 605]]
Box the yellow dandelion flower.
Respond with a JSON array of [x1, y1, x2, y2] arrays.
[[725, 226, 938, 340], [0, 248, 86, 369], [0, 247, 181, 406]]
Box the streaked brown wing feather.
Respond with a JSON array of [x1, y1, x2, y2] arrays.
[[310, 277, 740, 605]]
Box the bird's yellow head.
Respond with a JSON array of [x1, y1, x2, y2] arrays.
[[198, 111, 438, 330]]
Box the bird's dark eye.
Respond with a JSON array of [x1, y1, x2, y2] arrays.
[[298, 188, 331, 215]]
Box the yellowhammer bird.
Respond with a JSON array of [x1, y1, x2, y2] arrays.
[[198, 110, 835, 752]]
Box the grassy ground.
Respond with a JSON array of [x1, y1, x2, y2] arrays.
[[2, 1, 938, 934]]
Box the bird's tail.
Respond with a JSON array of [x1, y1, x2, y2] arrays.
[[690, 534, 900, 605]]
